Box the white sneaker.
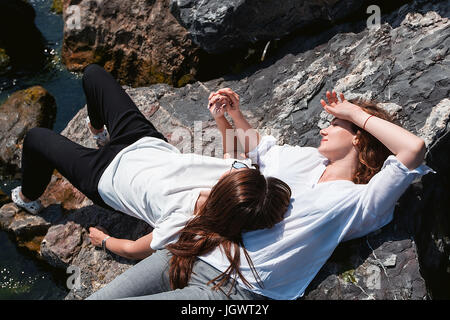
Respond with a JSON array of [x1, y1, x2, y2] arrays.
[[11, 186, 44, 215], [86, 116, 109, 147]]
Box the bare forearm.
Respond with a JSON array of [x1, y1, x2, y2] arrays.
[[230, 111, 260, 154], [215, 116, 234, 157], [104, 237, 136, 259], [104, 234, 154, 260], [351, 109, 426, 169]]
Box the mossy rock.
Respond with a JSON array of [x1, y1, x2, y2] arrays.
[[0, 85, 57, 175], [51, 0, 63, 14]]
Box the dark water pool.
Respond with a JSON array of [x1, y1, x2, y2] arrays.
[[0, 231, 68, 300]]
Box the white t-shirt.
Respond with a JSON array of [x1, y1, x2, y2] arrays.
[[198, 135, 434, 300], [97, 136, 253, 250]]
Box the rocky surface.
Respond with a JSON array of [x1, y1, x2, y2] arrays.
[[0, 0, 448, 300], [169, 0, 402, 54], [60, 0, 415, 87], [0, 86, 57, 180], [61, 0, 200, 87]]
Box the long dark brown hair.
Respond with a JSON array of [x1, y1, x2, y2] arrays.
[[347, 98, 396, 184], [166, 168, 291, 294]]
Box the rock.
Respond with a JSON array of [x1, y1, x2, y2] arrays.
[[89, 0, 446, 300], [0, 86, 57, 179], [169, 0, 377, 54], [0, 202, 63, 256], [41, 221, 84, 269], [60, 0, 415, 87], [0, 0, 47, 71], [413, 129, 450, 299], [3, 0, 449, 300], [61, 0, 200, 87], [39, 205, 152, 299]]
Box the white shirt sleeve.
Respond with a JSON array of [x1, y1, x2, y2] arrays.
[[247, 135, 278, 167], [150, 211, 194, 250], [342, 155, 435, 241]]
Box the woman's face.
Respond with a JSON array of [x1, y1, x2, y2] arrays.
[[318, 118, 358, 161]]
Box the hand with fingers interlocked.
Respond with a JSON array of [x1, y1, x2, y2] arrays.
[[208, 91, 231, 119], [207, 88, 241, 119], [320, 90, 361, 122]]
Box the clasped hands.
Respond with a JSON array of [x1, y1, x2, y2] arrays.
[[207, 88, 241, 119]]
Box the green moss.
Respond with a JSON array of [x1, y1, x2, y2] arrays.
[[177, 73, 195, 87], [23, 86, 46, 103], [51, 0, 63, 14], [340, 269, 357, 284]]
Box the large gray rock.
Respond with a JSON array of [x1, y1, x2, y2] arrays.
[[169, 0, 378, 54], [1, 0, 448, 300]]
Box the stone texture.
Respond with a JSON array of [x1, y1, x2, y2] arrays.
[[169, 0, 377, 54], [61, 0, 200, 87], [0, 86, 57, 179], [58, 1, 450, 299], [0, 0, 449, 300]]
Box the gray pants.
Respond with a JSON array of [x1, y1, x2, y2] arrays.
[[86, 249, 268, 300]]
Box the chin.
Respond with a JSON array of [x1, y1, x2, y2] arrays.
[[318, 146, 328, 157], [318, 145, 335, 161]]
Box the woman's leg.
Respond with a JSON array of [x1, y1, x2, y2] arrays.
[[20, 127, 111, 209], [82, 64, 167, 145], [118, 257, 268, 300], [86, 249, 172, 300], [87, 249, 268, 300]]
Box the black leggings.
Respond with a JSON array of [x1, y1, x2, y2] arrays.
[[20, 64, 167, 210]]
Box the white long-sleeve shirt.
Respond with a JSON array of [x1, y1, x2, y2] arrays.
[[198, 135, 434, 300]]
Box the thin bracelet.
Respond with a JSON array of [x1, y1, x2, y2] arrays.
[[102, 236, 111, 252], [363, 115, 374, 130]]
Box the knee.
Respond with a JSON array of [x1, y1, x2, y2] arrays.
[[23, 127, 47, 150], [82, 63, 103, 82]]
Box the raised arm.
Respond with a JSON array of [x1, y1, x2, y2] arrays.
[[208, 92, 235, 158], [321, 91, 426, 170], [89, 227, 155, 260], [214, 88, 260, 155]]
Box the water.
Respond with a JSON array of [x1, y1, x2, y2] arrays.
[[0, 0, 86, 133], [0, 231, 67, 300], [0, 0, 86, 299]]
